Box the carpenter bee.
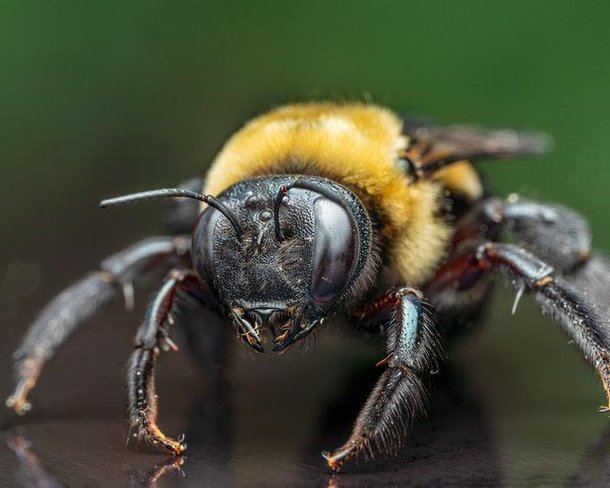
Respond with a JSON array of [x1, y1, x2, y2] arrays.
[[7, 102, 610, 471]]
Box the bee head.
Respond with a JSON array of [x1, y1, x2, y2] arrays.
[[192, 176, 374, 352]]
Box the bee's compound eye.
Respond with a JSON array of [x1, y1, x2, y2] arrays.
[[311, 197, 357, 304], [192, 206, 218, 285]]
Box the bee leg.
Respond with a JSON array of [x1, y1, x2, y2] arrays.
[[433, 196, 607, 311], [322, 287, 441, 471], [477, 197, 592, 272], [6, 236, 191, 416], [485, 197, 610, 306], [474, 242, 610, 407], [454, 196, 607, 284], [430, 240, 610, 397], [6, 434, 61, 487], [568, 253, 610, 312], [128, 269, 203, 455]]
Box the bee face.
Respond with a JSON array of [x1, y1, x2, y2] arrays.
[[192, 176, 372, 351]]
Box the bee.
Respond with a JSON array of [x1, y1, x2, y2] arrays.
[[7, 102, 610, 471]]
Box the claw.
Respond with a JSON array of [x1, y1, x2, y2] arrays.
[[6, 375, 38, 415], [161, 432, 187, 455], [321, 442, 357, 472], [321, 451, 341, 471], [144, 455, 186, 485], [5, 395, 31, 415]]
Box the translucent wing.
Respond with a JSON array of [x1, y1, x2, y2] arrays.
[[401, 118, 552, 176]]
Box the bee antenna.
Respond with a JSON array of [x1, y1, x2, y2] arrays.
[[273, 184, 293, 241], [100, 188, 244, 240]]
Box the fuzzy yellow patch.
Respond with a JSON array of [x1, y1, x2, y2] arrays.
[[434, 160, 483, 202], [203, 102, 453, 285]]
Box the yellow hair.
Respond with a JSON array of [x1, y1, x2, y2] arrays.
[[203, 102, 477, 285]]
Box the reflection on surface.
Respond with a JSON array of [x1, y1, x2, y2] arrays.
[[7, 432, 186, 488], [6, 434, 62, 488], [4, 351, 506, 487], [8, 397, 610, 487], [5, 370, 502, 487], [128, 456, 185, 488]]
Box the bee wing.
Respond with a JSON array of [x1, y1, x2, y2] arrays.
[[401, 118, 552, 173]]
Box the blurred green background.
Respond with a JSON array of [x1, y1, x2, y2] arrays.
[[1, 1, 610, 485]]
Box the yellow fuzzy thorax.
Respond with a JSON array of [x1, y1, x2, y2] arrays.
[[203, 102, 459, 285]]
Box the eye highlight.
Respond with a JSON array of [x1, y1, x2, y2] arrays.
[[311, 197, 357, 304]]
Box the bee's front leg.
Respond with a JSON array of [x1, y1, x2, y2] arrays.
[[128, 269, 206, 455], [322, 287, 442, 471]]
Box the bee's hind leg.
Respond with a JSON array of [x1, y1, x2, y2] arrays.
[[322, 287, 442, 471], [475, 242, 610, 410], [491, 196, 610, 306], [428, 241, 610, 412]]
